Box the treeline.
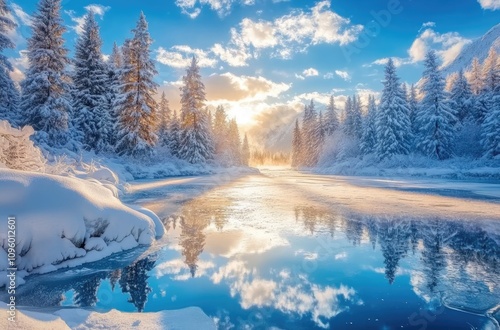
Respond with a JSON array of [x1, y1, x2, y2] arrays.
[[292, 48, 500, 167], [0, 0, 249, 166], [252, 150, 290, 166]]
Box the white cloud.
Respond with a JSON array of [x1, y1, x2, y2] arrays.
[[303, 67, 319, 77], [409, 28, 471, 67], [214, 1, 363, 66], [421, 21, 435, 28], [175, 0, 254, 18], [371, 26, 471, 68], [335, 70, 350, 81], [66, 4, 111, 35], [477, 0, 500, 10], [156, 45, 217, 68]]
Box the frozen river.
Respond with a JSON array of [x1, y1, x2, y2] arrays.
[[9, 168, 500, 329]]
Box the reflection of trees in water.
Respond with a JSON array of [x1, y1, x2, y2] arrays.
[[73, 273, 106, 307], [119, 256, 157, 312], [378, 219, 411, 284], [293, 206, 500, 290], [175, 198, 232, 277]]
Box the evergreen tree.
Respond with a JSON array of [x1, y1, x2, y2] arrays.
[[324, 95, 339, 136], [302, 100, 319, 166], [361, 95, 377, 155], [104, 42, 122, 147], [481, 47, 500, 158], [72, 12, 110, 152], [408, 84, 419, 136], [291, 118, 303, 167], [20, 0, 71, 148], [0, 0, 19, 126], [241, 133, 250, 166], [351, 94, 363, 139], [317, 110, 325, 147], [178, 56, 214, 163], [168, 109, 181, 157], [375, 59, 412, 160], [416, 51, 456, 160], [115, 12, 158, 156], [468, 57, 488, 124], [342, 96, 353, 136], [157, 92, 171, 147], [227, 118, 241, 165], [213, 105, 229, 162], [450, 70, 473, 123]]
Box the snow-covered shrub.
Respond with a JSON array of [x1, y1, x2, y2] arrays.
[[0, 120, 45, 171], [318, 131, 360, 166]]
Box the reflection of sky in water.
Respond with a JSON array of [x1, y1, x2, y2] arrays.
[[5, 175, 500, 329]]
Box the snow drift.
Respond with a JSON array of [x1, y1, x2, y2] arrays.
[[0, 302, 216, 329], [0, 169, 165, 286]]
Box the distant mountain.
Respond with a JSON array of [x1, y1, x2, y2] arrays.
[[442, 23, 500, 76]]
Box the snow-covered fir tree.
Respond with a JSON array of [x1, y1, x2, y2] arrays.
[[342, 96, 353, 136], [417, 51, 456, 160], [0, 0, 19, 127], [227, 118, 241, 165], [242, 133, 250, 166], [375, 58, 412, 160], [213, 105, 229, 162], [178, 56, 214, 163], [468, 57, 488, 124], [104, 42, 123, 147], [361, 95, 377, 155], [115, 12, 158, 156], [317, 110, 325, 148], [450, 70, 473, 123], [302, 100, 320, 166], [481, 47, 500, 158], [20, 0, 72, 148], [408, 84, 419, 136], [168, 109, 181, 157], [72, 12, 110, 152], [351, 94, 363, 139], [157, 92, 171, 147], [291, 118, 303, 167], [324, 95, 339, 136]]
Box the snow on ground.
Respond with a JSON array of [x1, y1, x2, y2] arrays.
[[0, 302, 216, 329], [0, 169, 165, 287], [315, 154, 500, 180]]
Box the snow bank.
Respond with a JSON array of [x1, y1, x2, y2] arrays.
[[0, 169, 165, 286], [0, 302, 216, 329], [315, 154, 500, 180]]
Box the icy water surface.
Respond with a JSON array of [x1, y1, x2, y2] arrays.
[[6, 169, 500, 329]]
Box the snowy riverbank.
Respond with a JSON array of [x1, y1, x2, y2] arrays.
[[0, 169, 165, 288], [0, 302, 216, 329]]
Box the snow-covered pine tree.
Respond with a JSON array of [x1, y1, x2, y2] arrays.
[[0, 0, 20, 127], [450, 70, 473, 123], [168, 109, 181, 157], [20, 0, 72, 148], [351, 94, 363, 139], [468, 57, 488, 124], [104, 42, 123, 147], [157, 92, 171, 147], [342, 96, 353, 136], [317, 110, 325, 148], [408, 84, 419, 136], [324, 95, 339, 136], [375, 58, 412, 160], [302, 100, 319, 166], [291, 118, 303, 167], [361, 95, 377, 155], [72, 12, 110, 153], [416, 51, 456, 160], [115, 12, 158, 156], [227, 118, 241, 166], [242, 133, 250, 166], [178, 56, 214, 163], [481, 47, 500, 158], [213, 104, 229, 162]]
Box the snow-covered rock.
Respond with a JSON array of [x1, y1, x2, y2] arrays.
[[0, 169, 165, 286], [0, 302, 216, 329]]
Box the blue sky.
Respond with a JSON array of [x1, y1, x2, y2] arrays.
[[5, 0, 500, 147]]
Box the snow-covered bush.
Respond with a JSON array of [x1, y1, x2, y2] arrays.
[[318, 131, 360, 165], [0, 120, 45, 171]]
